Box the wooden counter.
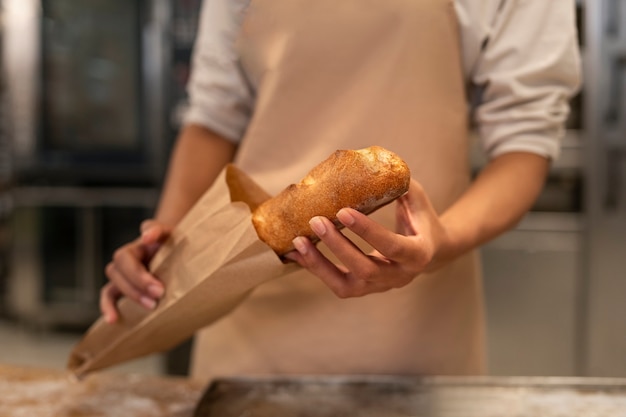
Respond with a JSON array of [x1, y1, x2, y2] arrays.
[[0, 364, 206, 417]]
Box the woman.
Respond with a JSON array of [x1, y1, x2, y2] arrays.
[[101, 0, 581, 380]]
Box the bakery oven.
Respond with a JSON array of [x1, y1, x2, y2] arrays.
[[1, 0, 170, 326], [3, 0, 170, 185]]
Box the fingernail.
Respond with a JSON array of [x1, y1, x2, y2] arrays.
[[147, 284, 164, 299], [337, 208, 355, 226], [309, 217, 327, 236], [292, 237, 308, 255], [140, 296, 157, 310]]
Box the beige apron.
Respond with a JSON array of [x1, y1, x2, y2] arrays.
[[191, 0, 486, 380]]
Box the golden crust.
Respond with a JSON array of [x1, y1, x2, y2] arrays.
[[251, 146, 411, 255]]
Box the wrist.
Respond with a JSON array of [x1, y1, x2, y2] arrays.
[[426, 214, 471, 273]]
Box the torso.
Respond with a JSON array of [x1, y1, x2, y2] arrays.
[[191, 0, 487, 380]]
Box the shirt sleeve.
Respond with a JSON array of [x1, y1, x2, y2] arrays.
[[183, 0, 253, 143], [470, 0, 582, 161]]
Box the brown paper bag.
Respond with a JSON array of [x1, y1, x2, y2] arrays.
[[67, 165, 299, 377]]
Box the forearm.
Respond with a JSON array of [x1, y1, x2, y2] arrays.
[[438, 152, 549, 263], [154, 124, 237, 227]]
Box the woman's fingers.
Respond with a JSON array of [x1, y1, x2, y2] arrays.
[[289, 236, 372, 298], [140, 220, 171, 246], [290, 236, 357, 297], [287, 235, 411, 298], [112, 242, 164, 298], [102, 239, 165, 317], [286, 180, 450, 298], [105, 260, 157, 310], [100, 283, 122, 324], [335, 208, 419, 265], [308, 216, 382, 281], [288, 219, 415, 298], [99, 219, 171, 320]]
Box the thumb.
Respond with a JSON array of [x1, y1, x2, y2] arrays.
[[396, 179, 436, 235], [403, 179, 433, 213], [140, 219, 171, 245]]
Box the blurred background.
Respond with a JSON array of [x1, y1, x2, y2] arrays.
[[0, 0, 624, 379]]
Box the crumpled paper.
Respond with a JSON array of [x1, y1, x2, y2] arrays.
[[67, 165, 299, 377]]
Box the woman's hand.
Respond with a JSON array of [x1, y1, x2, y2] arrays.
[[284, 179, 455, 298], [100, 220, 172, 323]]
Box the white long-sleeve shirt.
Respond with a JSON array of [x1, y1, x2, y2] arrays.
[[184, 0, 582, 160]]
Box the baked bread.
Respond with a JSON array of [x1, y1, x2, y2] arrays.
[[251, 146, 411, 255]]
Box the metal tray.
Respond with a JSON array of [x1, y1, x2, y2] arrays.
[[193, 375, 626, 417]]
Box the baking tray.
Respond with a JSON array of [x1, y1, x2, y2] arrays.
[[193, 375, 626, 417]]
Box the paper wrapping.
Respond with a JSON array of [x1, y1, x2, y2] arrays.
[[67, 165, 299, 377]]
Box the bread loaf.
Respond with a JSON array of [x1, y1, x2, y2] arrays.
[[251, 146, 411, 255]]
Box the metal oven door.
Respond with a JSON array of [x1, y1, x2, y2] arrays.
[[3, 0, 170, 185]]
